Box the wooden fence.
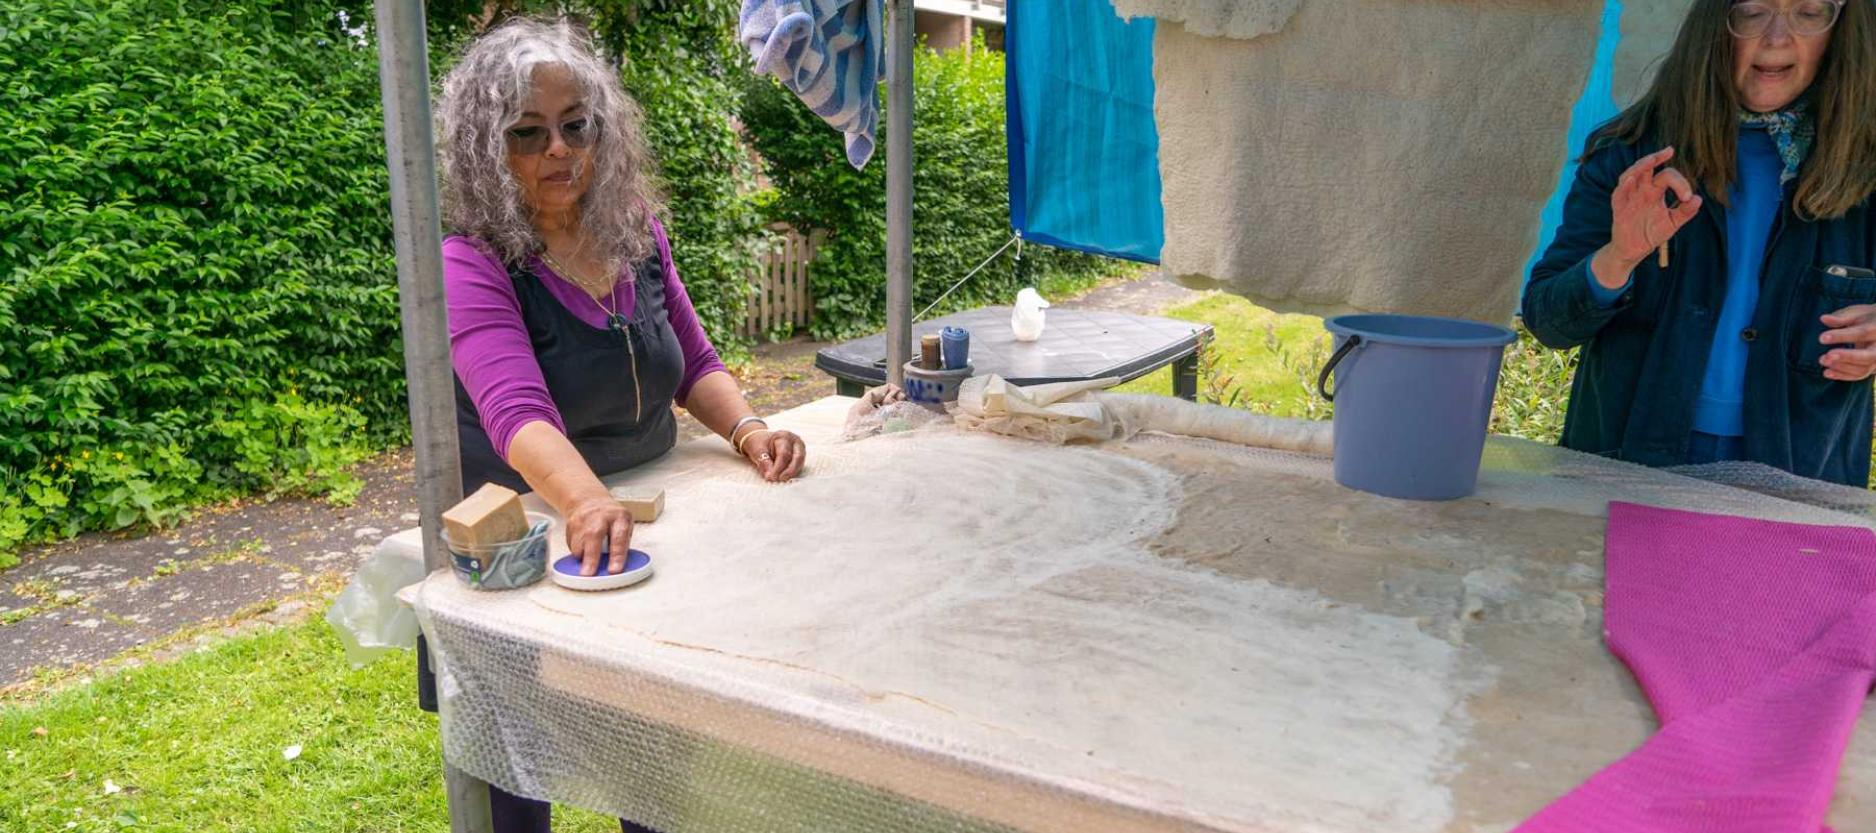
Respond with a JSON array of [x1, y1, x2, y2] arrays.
[[741, 224, 819, 339]]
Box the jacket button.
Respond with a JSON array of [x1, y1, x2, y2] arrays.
[[1741, 328, 1759, 343]]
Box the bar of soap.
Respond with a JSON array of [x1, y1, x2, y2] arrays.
[[442, 484, 528, 563], [608, 486, 664, 523]]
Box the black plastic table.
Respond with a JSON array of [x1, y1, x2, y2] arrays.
[[814, 306, 1213, 401]]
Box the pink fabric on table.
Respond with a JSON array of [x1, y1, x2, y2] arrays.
[[444, 216, 728, 460], [1516, 502, 1876, 833]]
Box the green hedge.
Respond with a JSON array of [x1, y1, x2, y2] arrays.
[[740, 37, 1117, 341], [602, 0, 762, 349], [0, 1, 400, 565], [0, 0, 759, 565]]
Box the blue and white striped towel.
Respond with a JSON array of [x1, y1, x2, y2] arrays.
[[739, 0, 883, 169]]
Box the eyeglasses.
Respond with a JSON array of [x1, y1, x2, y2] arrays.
[[505, 114, 599, 156], [1727, 0, 1845, 38]]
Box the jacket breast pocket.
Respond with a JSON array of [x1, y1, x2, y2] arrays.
[[1790, 263, 1876, 374]]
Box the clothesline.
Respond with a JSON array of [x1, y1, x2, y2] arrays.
[[914, 232, 1021, 322]]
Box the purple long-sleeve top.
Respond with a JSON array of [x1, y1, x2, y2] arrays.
[[444, 216, 727, 460]]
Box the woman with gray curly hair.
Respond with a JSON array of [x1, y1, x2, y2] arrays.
[[437, 19, 803, 828]]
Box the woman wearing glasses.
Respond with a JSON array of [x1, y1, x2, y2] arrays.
[[435, 18, 804, 830], [1524, 0, 1876, 484]]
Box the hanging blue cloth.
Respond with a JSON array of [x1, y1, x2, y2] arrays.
[[1005, 2, 1163, 263], [1526, 0, 1626, 282], [740, 0, 884, 169]]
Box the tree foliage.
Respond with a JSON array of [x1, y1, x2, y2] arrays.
[[741, 38, 1113, 339]]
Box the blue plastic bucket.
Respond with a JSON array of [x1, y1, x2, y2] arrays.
[[1318, 314, 1516, 501]]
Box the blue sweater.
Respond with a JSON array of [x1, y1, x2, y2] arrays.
[[1589, 127, 1784, 437], [1697, 129, 1784, 435]]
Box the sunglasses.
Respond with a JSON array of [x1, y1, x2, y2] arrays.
[[1727, 0, 1845, 38], [505, 114, 599, 156]]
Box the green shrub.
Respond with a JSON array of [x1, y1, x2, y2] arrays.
[[0, 0, 764, 563], [1488, 329, 1579, 443], [741, 36, 1117, 340], [590, 0, 763, 356], [0, 0, 398, 560], [207, 393, 371, 504], [1210, 316, 1578, 444]]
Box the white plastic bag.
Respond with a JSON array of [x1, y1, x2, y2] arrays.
[[326, 538, 427, 666]]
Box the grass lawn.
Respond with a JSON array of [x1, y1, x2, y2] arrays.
[[1116, 293, 1334, 418], [0, 618, 621, 833], [1118, 293, 1578, 443]]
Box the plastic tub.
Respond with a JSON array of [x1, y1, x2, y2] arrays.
[[443, 511, 553, 590]]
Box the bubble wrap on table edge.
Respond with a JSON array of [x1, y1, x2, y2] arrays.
[[414, 582, 1175, 833], [411, 410, 1876, 833]]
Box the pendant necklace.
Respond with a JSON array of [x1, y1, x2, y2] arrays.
[[543, 250, 628, 334]]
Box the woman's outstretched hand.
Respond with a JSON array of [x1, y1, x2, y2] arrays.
[[741, 429, 806, 482]]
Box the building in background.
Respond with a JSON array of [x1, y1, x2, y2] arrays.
[[915, 0, 1003, 52]]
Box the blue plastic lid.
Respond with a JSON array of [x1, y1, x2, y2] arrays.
[[553, 548, 651, 577], [1325, 313, 1515, 348]]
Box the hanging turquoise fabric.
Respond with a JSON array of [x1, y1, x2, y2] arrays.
[[1005, 3, 1163, 263]]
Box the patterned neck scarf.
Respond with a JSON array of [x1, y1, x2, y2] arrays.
[[1738, 99, 1815, 186]]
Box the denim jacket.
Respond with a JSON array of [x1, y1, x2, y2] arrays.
[[1523, 138, 1876, 486]]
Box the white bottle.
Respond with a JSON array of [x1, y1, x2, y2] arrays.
[[1011, 287, 1050, 342]]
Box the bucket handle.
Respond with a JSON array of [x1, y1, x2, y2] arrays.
[[1315, 335, 1362, 403]]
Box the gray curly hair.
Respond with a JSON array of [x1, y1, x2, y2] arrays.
[[437, 17, 664, 266]]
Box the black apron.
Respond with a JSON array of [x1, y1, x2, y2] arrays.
[[455, 255, 685, 494]]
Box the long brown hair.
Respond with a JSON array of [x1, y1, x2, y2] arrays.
[[1588, 0, 1876, 220]]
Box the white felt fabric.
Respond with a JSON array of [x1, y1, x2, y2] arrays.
[[1109, 0, 1302, 40], [1094, 392, 1332, 455], [1148, 0, 1603, 324], [525, 431, 1474, 831], [358, 397, 1876, 831], [953, 375, 1126, 443], [951, 374, 1334, 454]]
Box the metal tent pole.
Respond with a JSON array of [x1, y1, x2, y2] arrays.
[[885, 0, 915, 386], [371, 1, 491, 830]]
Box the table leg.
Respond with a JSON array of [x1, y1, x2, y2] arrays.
[[445, 763, 494, 833], [418, 635, 439, 712], [1173, 352, 1200, 402], [431, 635, 494, 831], [836, 378, 866, 398]]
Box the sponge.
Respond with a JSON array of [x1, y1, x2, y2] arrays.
[[442, 484, 529, 564], [608, 486, 664, 523]]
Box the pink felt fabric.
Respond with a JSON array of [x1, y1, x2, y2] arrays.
[[1516, 502, 1876, 832]]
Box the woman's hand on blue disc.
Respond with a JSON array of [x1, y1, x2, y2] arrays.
[[566, 496, 634, 576]]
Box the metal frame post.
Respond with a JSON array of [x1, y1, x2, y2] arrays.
[[371, 1, 491, 830], [885, 0, 915, 385]]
